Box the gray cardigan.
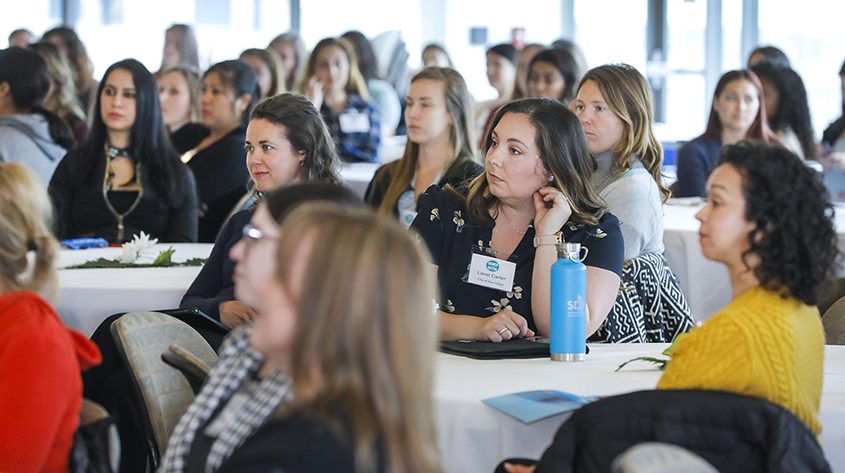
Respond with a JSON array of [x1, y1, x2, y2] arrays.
[[0, 114, 66, 185], [592, 151, 664, 260]]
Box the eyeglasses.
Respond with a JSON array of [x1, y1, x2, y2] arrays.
[[241, 223, 276, 247]]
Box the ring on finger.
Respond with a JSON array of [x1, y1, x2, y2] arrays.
[[498, 327, 510, 336]]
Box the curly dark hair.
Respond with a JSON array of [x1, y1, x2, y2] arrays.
[[721, 141, 840, 306], [750, 62, 816, 159]]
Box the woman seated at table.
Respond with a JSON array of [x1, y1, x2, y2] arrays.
[[822, 59, 845, 152], [365, 67, 482, 227], [158, 65, 201, 153], [750, 61, 816, 160], [526, 48, 578, 104], [658, 141, 839, 436], [182, 60, 257, 242], [0, 47, 74, 185], [0, 163, 101, 472], [49, 58, 198, 243], [181, 93, 349, 331], [674, 70, 772, 198], [29, 41, 90, 145], [573, 64, 668, 261], [239, 48, 285, 99], [299, 37, 381, 163], [412, 98, 623, 342], [572, 64, 692, 342], [161, 202, 441, 473]]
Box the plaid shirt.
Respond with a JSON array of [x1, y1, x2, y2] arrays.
[[321, 93, 381, 163]]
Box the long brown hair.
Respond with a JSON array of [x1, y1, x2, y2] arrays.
[[297, 37, 369, 100], [577, 64, 670, 201], [466, 98, 606, 226], [702, 69, 773, 142], [248, 93, 342, 190], [275, 203, 441, 473], [377, 67, 477, 215], [0, 164, 59, 302]]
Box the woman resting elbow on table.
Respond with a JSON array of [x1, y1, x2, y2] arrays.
[[411, 98, 623, 342], [658, 142, 839, 435]]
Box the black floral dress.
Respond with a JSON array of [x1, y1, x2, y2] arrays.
[[411, 185, 624, 333]]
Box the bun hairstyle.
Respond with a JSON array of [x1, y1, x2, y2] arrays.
[[0, 163, 59, 302]]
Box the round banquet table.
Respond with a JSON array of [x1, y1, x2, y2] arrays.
[[434, 343, 845, 473], [662, 200, 845, 322], [57, 243, 213, 336]]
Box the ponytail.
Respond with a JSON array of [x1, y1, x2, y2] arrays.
[[33, 105, 75, 151], [23, 235, 59, 303]]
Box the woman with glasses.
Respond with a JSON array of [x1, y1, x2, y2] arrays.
[[161, 200, 441, 473]]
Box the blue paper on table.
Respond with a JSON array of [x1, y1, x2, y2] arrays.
[[483, 390, 598, 424], [60, 237, 109, 250]]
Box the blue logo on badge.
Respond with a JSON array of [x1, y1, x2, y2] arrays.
[[486, 260, 500, 272]]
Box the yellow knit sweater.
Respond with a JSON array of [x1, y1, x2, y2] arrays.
[[657, 286, 824, 434]]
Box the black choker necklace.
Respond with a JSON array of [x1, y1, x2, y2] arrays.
[[106, 144, 130, 159]]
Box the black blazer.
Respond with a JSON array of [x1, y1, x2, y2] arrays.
[[49, 148, 198, 243], [186, 127, 250, 242], [535, 389, 830, 473]]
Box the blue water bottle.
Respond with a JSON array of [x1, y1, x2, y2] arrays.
[[550, 242, 587, 361]]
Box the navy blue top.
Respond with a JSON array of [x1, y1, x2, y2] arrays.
[[180, 208, 251, 321], [411, 185, 624, 332], [674, 136, 722, 198], [321, 94, 381, 163]]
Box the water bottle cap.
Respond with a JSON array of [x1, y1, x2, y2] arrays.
[[556, 242, 588, 262]]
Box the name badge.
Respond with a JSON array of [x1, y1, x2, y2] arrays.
[[468, 253, 516, 292], [339, 110, 371, 133]]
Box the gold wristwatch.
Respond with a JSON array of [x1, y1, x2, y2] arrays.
[[533, 231, 562, 248]]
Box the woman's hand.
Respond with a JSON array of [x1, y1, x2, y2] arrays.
[[305, 75, 324, 110], [219, 300, 257, 329], [482, 309, 535, 342], [533, 186, 572, 236], [503, 462, 537, 473]]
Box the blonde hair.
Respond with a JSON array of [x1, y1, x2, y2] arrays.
[[577, 64, 670, 201], [30, 41, 86, 130], [275, 203, 440, 473], [298, 37, 370, 100], [160, 65, 200, 124], [0, 164, 59, 302], [377, 67, 477, 215]]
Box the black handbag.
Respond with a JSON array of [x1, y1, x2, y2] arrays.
[[69, 402, 117, 473]]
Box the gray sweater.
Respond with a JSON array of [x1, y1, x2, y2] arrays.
[[0, 114, 67, 185], [591, 151, 664, 260]]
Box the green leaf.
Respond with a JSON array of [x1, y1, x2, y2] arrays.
[[64, 256, 207, 270], [615, 356, 669, 372], [152, 246, 176, 266]]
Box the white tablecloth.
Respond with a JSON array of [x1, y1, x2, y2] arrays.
[[663, 201, 845, 322], [339, 135, 406, 198], [435, 343, 845, 473], [57, 243, 213, 336]]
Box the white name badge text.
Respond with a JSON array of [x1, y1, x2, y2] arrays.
[[339, 111, 371, 133], [468, 253, 516, 292]]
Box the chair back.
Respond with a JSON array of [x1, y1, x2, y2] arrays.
[[822, 295, 845, 345], [534, 389, 831, 473], [593, 252, 694, 343], [110, 311, 217, 466]]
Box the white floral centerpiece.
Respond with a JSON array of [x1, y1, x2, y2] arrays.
[[118, 232, 159, 263], [65, 232, 206, 269]]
